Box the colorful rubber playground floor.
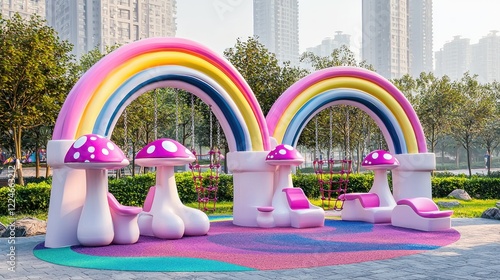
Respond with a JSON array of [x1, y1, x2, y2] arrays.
[[34, 216, 460, 272]]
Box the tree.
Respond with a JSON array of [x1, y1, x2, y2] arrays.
[[450, 73, 496, 176], [0, 13, 75, 184], [224, 36, 307, 115], [477, 81, 500, 174], [414, 73, 459, 153]]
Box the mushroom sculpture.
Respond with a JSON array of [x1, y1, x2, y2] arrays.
[[64, 134, 129, 246], [265, 144, 305, 227], [362, 150, 399, 207], [135, 138, 210, 239]]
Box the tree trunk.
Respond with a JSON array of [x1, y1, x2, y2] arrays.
[[45, 165, 50, 178], [35, 137, 40, 178], [13, 127, 24, 185], [466, 142, 472, 177]]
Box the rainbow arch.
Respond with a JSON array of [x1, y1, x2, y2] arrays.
[[266, 67, 427, 154], [53, 38, 271, 152]]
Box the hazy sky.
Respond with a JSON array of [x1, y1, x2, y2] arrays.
[[176, 0, 500, 57]]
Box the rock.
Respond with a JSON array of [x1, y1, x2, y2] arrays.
[[437, 201, 460, 208], [447, 189, 472, 201], [481, 208, 500, 220], [1, 217, 47, 237], [0, 222, 6, 236], [496, 201, 500, 208]]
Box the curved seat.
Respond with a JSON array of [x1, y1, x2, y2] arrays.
[[392, 197, 453, 231], [282, 188, 324, 228], [339, 193, 393, 223], [339, 193, 380, 208], [107, 193, 142, 244]]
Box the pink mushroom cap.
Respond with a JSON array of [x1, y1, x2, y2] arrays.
[[266, 144, 304, 166], [135, 138, 195, 167], [64, 134, 129, 170], [362, 150, 399, 170]]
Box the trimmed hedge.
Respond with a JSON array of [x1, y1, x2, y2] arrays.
[[0, 172, 499, 215]]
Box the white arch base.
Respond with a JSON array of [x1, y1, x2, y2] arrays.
[[392, 153, 436, 201], [45, 140, 86, 248], [227, 151, 276, 227]]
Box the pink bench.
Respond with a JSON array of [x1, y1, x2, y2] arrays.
[[391, 197, 453, 231], [397, 198, 453, 218], [339, 193, 393, 223]]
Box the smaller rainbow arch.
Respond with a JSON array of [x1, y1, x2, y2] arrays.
[[53, 38, 271, 152], [266, 67, 427, 154]]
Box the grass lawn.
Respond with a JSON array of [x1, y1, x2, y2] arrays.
[[0, 199, 497, 226]]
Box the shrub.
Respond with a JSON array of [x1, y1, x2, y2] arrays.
[[2, 171, 499, 215]]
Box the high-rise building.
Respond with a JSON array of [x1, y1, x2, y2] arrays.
[[0, 0, 46, 18], [408, 0, 433, 76], [362, 0, 433, 79], [253, 0, 299, 66], [46, 0, 177, 58], [306, 31, 351, 58], [434, 36, 471, 81], [471, 31, 500, 83]]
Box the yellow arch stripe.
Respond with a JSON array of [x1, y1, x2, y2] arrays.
[[76, 51, 264, 151], [273, 77, 419, 153]]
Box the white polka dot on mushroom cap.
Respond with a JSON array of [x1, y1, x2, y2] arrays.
[[88, 146, 95, 153], [73, 152, 80, 160], [371, 152, 379, 159], [90, 136, 97, 141], [284, 144, 293, 150], [102, 148, 109, 155], [147, 145, 156, 154], [383, 153, 393, 160], [162, 140, 177, 152], [279, 149, 287, 155], [73, 136, 87, 149], [107, 142, 115, 150]]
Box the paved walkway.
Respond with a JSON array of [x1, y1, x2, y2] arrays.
[[0, 218, 499, 279]]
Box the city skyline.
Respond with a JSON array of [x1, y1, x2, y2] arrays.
[[176, 0, 500, 57]]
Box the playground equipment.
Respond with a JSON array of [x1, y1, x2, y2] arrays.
[[340, 150, 399, 223], [189, 103, 221, 212], [261, 144, 324, 228], [107, 193, 142, 244], [391, 197, 453, 231], [312, 108, 352, 211], [135, 138, 210, 239], [64, 134, 129, 246], [44, 38, 438, 248]]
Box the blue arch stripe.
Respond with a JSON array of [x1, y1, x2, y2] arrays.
[[284, 89, 405, 154], [94, 74, 248, 151]]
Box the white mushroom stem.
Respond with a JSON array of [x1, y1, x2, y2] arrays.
[[77, 169, 114, 246], [273, 165, 293, 192], [151, 166, 183, 208], [271, 164, 293, 227], [369, 169, 397, 207]]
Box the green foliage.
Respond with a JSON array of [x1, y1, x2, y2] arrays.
[[0, 182, 51, 215], [2, 172, 499, 216]]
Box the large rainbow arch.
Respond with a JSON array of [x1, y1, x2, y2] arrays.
[[266, 67, 427, 154], [53, 38, 271, 152]]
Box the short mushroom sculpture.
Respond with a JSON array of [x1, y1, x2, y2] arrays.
[[64, 134, 129, 246], [136, 138, 210, 239], [265, 144, 304, 227], [362, 150, 399, 207]]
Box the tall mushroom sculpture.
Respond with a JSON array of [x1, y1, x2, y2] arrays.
[[362, 150, 399, 207], [64, 134, 129, 246], [136, 138, 210, 239], [265, 144, 305, 227]]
